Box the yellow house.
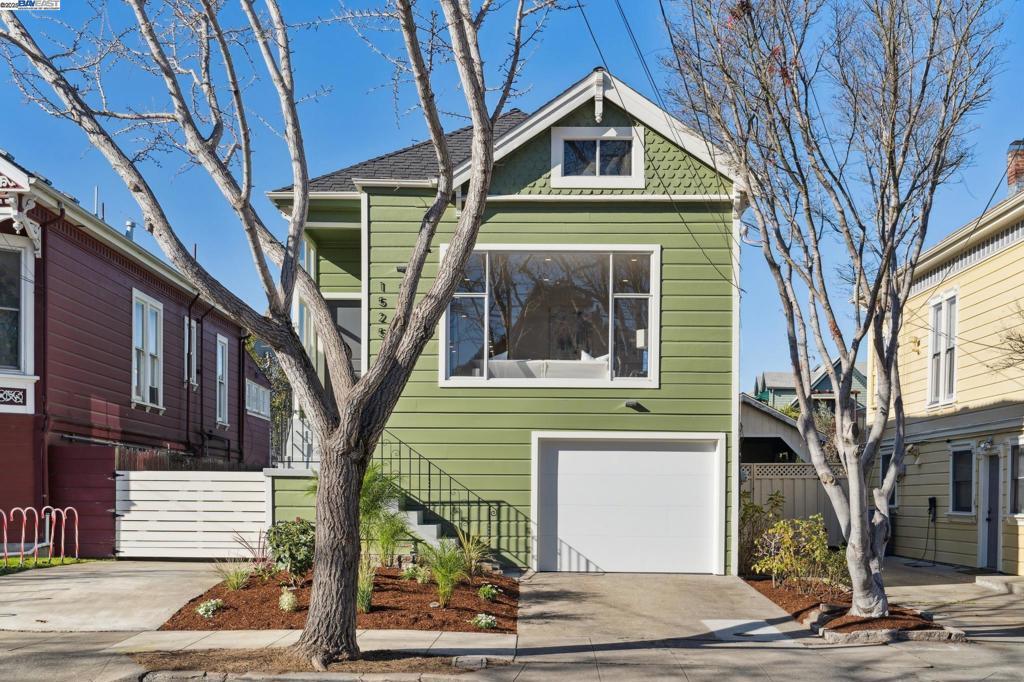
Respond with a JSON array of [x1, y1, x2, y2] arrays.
[[870, 141, 1024, 575]]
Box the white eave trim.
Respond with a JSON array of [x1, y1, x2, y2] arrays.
[[913, 190, 1024, 277], [485, 193, 733, 203], [352, 178, 438, 190], [266, 190, 362, 201], [452, 70, 738, 189]]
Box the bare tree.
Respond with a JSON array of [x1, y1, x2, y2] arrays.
[[664, 0, 1001, 615], [0, 0, 556, 664], [991, 303, 1024, 370]]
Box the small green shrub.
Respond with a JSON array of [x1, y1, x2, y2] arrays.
[[266, 518, 315, 586], [752, 514, 850, 599], [278, 587, 298, 613], [455, 525, 491, 577], [419, 539, 467, 608], [213, 560, 251, 591], [357, 566, 376, 614], [373, 512, 410, 568], [477, 583, 500, 602], [739, 490, 784, 576], [400, 564, 430, 583], [471, 613, 497, 629], [195, 599, 224, 619]]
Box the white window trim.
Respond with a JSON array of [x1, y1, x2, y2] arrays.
[[131, 288, 164, 411], [926, 288, 958, 408], [437, 243, 661, 389], [246, 378, 271, 420], [550, 126, 645, 189], [0, 234, 37, 415], [184, 316, 199, 389], [216, 333, 229, 426], [0, 234, 34, 377], [948, 441, 976, 516], [1006, 437, 1024, 519]]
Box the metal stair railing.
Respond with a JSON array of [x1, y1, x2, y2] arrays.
[[373, 430, 531, 564]]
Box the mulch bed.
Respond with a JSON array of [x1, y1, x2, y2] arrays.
[[746, 578, 940, 633], [162, 567, 518, 634], [133, 648, 464, 675]]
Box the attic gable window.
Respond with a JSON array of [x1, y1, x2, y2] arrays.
[[551, 126, 644, 189]]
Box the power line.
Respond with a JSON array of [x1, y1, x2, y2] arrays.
[[573, 2, 743, 294]]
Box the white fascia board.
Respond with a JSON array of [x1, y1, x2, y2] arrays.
[[266, 190, 362, 201], [452, 70, 739, 189], [352, 178, 437, 190], [485, 193, 732, 203]]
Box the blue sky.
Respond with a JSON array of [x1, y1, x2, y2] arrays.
[[1, 2, 1021, 390]]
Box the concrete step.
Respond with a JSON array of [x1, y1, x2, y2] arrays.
[[386, 501, 445, 547], [975, 574, 1024, 596]]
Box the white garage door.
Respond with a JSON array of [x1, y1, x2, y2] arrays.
[[534, 434, 723, 574]]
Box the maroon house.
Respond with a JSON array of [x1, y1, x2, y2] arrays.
[[0, 153, 271, 554]]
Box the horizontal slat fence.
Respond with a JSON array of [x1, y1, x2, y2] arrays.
[[115, 470, 267, 558]]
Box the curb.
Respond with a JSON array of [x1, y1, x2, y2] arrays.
[[132, 655, 488, 681], [798, 603, 967, 646]]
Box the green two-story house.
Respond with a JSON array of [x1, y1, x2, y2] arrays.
[[270, 69, 741, 575]]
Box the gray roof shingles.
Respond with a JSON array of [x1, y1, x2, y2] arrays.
[[282, 109, 530, 194]]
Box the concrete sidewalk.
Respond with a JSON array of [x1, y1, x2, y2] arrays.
[[0, 561, 221, 631], [104, 628, 518, 658]]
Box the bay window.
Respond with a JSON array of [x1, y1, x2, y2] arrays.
[[131, 289, 163, 408], [442, 246, 658, 386], [0, 246, 24, 371]]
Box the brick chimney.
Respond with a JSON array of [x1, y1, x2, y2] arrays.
[[1010, 139, 1024, 197]]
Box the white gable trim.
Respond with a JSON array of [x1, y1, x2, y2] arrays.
[[452, 70, 738, 188]]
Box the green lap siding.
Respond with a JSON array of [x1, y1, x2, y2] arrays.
[[299, 98, 738, 570], [365, 193, 735, 568]]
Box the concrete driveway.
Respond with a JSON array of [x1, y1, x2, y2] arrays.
[[518, 572, 804, 642], [0, 561, 220, 631]]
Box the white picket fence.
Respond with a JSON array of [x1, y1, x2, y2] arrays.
[[115, 470, 269, 558]]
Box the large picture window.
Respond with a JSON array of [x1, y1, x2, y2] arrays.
[[443, 246, 658, 386], [132, 289, 163, 407]]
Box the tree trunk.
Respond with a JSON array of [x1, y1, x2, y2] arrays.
[[845, 465, 889, 617], [295, 447, 367, 667]]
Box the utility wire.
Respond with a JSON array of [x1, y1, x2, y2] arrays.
[[574, 1, 743, 293]]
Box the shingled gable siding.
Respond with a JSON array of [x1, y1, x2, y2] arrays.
[[489, 101, 731, 196], [362, 190, 735, 568]]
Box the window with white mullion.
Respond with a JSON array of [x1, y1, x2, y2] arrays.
[[444, 248, 655, 384], [131, 290, 163, 407], [216, 334, 229, 425], [928, 293, 957, 405], [1011, 443, 1023, 515]]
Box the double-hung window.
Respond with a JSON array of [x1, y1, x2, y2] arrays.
[[1011, 443, 1023, 515], [0, 241, 30, 373], [550, 127, 644, 189], [216, 334, 229, 425], [950, 446, 974, 514], [246, 379, 271, 420], [442, 246, 659, 387], [132, 289, 163, 408], [928, 293, 957, 405], [184, 317, 199, 388]]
